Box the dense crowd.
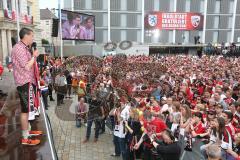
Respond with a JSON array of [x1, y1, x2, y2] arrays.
[[42, 54, 240, 160]]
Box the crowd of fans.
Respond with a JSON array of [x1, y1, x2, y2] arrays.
[[41, 54, 240, 160]]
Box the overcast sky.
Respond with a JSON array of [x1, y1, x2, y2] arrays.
[[39, 0, 63, 9]]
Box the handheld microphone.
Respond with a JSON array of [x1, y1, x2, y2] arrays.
[[32, 42, 37, 51]]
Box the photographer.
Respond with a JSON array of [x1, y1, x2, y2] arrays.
[[150, 129, 181, 160], [83, 93, 104, 143]]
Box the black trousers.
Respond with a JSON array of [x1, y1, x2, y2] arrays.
[[67, 85, 72, 97], [56, 86, 66, 105], [42, 90, 49, 109], [100, 116, 106, 132], [48, 84, 54, 99]]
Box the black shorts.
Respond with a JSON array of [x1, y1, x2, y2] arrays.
[[17, 83, 36, 113]]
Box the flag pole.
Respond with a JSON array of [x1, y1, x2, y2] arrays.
[[15, 0, 20, 41], [58, 0, 63, 60]]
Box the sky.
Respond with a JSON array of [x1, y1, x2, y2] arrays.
[[39, 0, 63, 9]]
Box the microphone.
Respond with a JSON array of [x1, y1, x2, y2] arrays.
[[32, 42, 37, 51]]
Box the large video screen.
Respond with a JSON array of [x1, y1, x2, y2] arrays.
[[61, 10, 95, 41]]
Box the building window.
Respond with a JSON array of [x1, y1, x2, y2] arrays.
[[213, 31, 218, 43], [7, 0, 12, 10], [183, 31, 190, 43], [185, 0, 191, 12], [121, 0, 127, 10], [200, 0, 204, 13], [103, 13, 108, 27], [74, 0, 80, 10], [169, 0, 175, 12], [168, 31, 173, 43], [137, 0, 141, 11], [229, 0, 234, 13], [228, 17, 233, 29], [0, 0, 3, 9], [103, 30, 108, 43], [213, 16, 220, 29], [121, 14, 127, 27], [103, 0, 108, 10], [137, 14, 141, 28], [86, 0, 92, 10], [18, 0, 21, 13], [92, 0, 103, 10], [27, 1, 32, 15], [215, 1, 221, 13], [27, 6, 30, 15], [46, 21, 49, 25], [121, 30, 127, 41], [227, 31, 231, 42], [154, 0, 160, 11]]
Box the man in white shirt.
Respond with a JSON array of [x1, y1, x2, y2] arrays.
[[55, 73, 67, 106], [161, 97, 173, 114]]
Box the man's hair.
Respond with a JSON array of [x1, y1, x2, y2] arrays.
[[74, 14, 81, 19], [206, 144, 221, 159], [19, 28, 33, 39], [85, 16, 93, 23], [223, 110, 233, 121], [143, 110, 152, 120], [164, 129, 175, 141]]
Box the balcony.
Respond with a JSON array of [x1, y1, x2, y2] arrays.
[[2, 9, 33, 24]]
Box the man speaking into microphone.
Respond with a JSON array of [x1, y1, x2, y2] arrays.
[[11, 28, 42, 145], [70, 15, 85, 39]]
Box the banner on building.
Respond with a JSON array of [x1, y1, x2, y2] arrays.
[[145, 12, 204, 31]]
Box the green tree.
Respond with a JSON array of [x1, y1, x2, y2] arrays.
[[41, 39, 49, 45]]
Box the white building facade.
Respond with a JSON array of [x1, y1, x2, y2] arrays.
[[0, 0, 41, 65], [63, 0, 240, 45]]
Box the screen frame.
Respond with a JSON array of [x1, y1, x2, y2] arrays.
[[61, 9, 96, 41]]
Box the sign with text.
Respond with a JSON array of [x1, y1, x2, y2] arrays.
[[145, 12, 204, 31]]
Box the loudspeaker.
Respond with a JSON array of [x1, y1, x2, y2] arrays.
[[11, 37, 17, 47], [51, 18, 59, 37]]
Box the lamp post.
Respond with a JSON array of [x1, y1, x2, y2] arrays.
[[58, 0, 63, 60], [15, 0, 20, 41]]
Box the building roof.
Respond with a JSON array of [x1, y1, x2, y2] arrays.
[[40, 9, 57, 20]]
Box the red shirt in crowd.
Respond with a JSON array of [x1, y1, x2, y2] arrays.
[[225, 123, 238, 140], [151, 105, 161, 113], [0, 64, 3, 76], [233, 112, 240, 129], [193, 122, 206, 134], [143, 117, 167, 138]]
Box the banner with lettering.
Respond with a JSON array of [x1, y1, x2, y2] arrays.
[[145, 12, 204, 30]]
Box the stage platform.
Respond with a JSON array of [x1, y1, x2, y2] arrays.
[[0, 69, 56, 160]]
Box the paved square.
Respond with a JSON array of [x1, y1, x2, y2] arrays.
[[47, 97, 121, 160]]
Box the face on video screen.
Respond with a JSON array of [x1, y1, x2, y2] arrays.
[[61, 10, 95, 41], [74, 16, 81, 26], [85, 17, 93, 29]]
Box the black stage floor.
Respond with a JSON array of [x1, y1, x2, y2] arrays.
[[0, 91, 55, 160]]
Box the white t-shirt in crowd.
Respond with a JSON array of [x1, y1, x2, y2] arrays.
[[120, 104, 131, 120], [114, 121, 126, 138], [161, 104, 173, 114]]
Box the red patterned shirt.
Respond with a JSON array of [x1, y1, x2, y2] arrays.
[[11, 41, 36, 86]]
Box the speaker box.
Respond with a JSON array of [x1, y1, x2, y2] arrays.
[[51, 18, 59, 37]]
